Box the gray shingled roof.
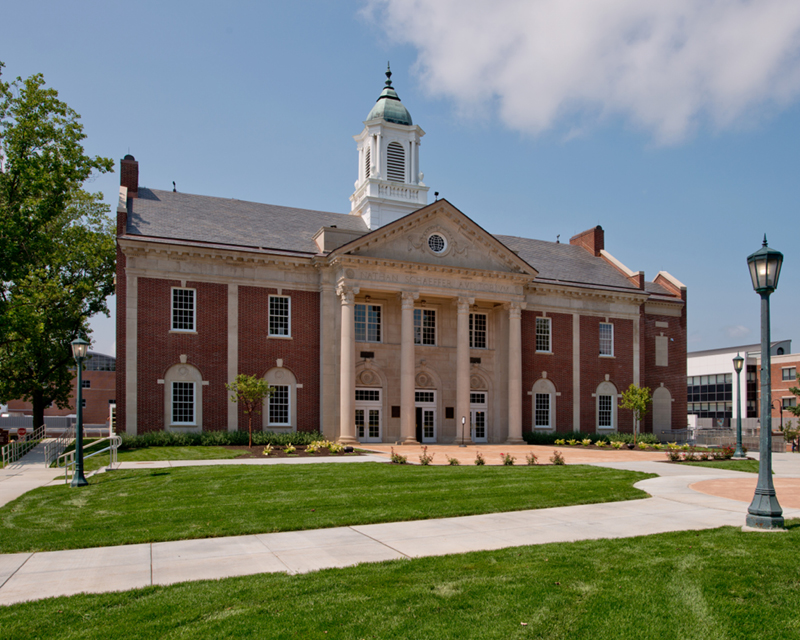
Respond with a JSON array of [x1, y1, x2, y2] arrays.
[[495, 235, 638, 290], [127, 189, 671, 294], [128, 189, 368, 254]]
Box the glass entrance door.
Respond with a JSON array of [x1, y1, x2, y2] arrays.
[[355, 388, 381, 442], [415, 390, 436, 443], [470, 392, 488, 443]]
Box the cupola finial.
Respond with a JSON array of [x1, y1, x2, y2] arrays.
[[385, 62, 392, 87]]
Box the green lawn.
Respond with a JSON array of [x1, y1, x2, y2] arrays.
[[79, 445, 247, 472], [1, 522, 798, 639], [679, 459, 761, 473], [0, 464, 652, 553]]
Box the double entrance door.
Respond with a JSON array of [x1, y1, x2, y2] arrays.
[[470, 392, 488, 443], [415, 390, 436, 443], [355, 388, 381, 443]]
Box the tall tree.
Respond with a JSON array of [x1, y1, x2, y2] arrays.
[[0, 63, 114, 428]]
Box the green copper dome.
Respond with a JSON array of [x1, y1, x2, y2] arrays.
[[366, 64, 413, 126]]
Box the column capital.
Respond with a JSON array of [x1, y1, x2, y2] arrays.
[[454, 296, 474, 313], [399, 291, 419, 310], [505, 300, 526, 319], [336, 284, 360, 305]]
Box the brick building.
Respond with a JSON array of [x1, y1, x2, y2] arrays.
[[116, 70, 687, 443]]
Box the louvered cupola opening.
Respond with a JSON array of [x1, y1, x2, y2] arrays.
[[386, 142, 405, 182], [365, 146, 371, 179]]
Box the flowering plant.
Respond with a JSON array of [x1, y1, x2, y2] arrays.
[[500, 452, 516, 466], [474, 451, 486, 466], [550, 450, 565, 465]]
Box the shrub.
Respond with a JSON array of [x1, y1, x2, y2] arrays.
[[500, 452, 516, 466], [284, 443, 296, 454], [446, 456, 460, 466], [637, 442, 649, 450], [475, 451, 486, 466], [262, 444, 273, 456], [667, 442, 680, 451], [419, 446, 435, 466], [566, 439, 579, 446], [306, 442, 320, 454], [581, 438, 592, 447], [666, 450, 681, 462], [525, 452, 538, 465], [610, 441, 624, 450], [550, 450, 565, 465], [554, 439, 566, 446], [329, 443, 344, 454], [683, 448, 698, 462], [716, 446, 735, 460], [596, 440, 608, 448], [390, 447, 407, 464], [117, 430, 324, 451]]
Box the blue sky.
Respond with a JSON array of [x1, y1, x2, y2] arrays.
[[3, 0, 799, 357]]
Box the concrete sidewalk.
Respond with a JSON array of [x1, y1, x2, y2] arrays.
[[0, 441, 64, 508], [2, 456, 800, 606]]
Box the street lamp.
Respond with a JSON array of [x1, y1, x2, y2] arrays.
[[460, 416, 467, 447], [732, 353, 745, 459], [745, 236, 783, 530], [70, 338, 90, 488]]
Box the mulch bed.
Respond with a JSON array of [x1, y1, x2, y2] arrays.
[[222, 445, 364, 459]]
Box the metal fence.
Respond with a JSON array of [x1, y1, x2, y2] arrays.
[[657, 427, 785, 452]]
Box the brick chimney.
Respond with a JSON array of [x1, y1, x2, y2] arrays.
[[570, 225, 604, 257], [120, 154, 139, 199]]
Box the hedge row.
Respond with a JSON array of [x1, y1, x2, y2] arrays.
[[522, 430, 660, 446], [118, 430, 323, 451]]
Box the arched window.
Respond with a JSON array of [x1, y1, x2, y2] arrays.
[[652, 386, 672, 436], [532, 378, 556, 431], [164, 363, 204, 432], [386, 142, 405, 182], [263, 367, 298, 432], [596, 381, 618, 431]]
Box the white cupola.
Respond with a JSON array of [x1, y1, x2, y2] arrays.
[[350, 65, 429, 230]]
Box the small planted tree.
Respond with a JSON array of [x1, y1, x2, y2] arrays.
[[785, 373, 800, 452], [618, 384, 652, 446], [225, 374, 274, 448]]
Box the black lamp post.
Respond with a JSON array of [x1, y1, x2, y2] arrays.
[[460, 416, 467, 447], [733, 353, 745, 459], [71, 338, 89, 487], [745, 236, 783, 530]]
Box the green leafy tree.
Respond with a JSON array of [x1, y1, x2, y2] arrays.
[[618, 384, 652, 446], [0, 63, 114, 428], [785, 374, 800, 452], [225, 374, 275, 448]]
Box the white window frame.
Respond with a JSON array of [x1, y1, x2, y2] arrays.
[[355, 303, 382, 343], [171, 381, 196, 425], [355, 387, 382, 442], [597, 395, 614, 429], [535, 317, 551, 353], [171, 287, 196, 332], [268, 295, 291, 338], [782, 367, 797, 381], [469, 313, 487, 349], [783, 396, 797, 409], [267, 384, 291, 426], [599, 322, 614, 357], [414, 308, 436, 346]]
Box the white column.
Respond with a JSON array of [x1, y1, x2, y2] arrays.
[[506, 300, 525, 444], [573, 313, 581, 430], [319, 281, 339, 440], [125, 273, 138, 435], [227, 284, 238, 432], [338, 284, 358, 444], [456, 297, 473, 444], [400, 291, 418, 443]]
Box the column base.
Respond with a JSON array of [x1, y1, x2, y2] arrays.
[[402, 437, 420, 445], [505, 437, 526, 445], [338, 435, 358, 445]]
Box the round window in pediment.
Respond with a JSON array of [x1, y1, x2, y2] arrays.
[[427, 233, 447, 254]]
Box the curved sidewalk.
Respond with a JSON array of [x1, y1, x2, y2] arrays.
[[2, 455, 799, 606]]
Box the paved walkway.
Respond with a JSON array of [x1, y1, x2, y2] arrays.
[[0, 441, 65, 508], [0, 447, 798, 606]]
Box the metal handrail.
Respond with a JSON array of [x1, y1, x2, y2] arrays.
[[58, 435, 121, 484], [1, 424, 47, 467], [43, 423, 76, 467]]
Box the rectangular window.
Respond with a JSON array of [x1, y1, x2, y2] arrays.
[[782, 367, 797, 381], [655, 335, 668, 367], [536, 317, 551, 352], [470, 392, 486, 405], [81, 379, 91, 389], [355, 304, 381, 343], [535, 393, 550, 428], [783, 397, 797, 408], [355, 389, 381, 402], [414, 309, 436, 345], [469, 313, 487, 349], [268, 295, 291, 337], [415, 391, 435, 403], [171, 382, 195, 424], [598, 395, 613, 428], [599, 322, 614, 356], [268, 385, 290, 425], [171, 288, 195, 331]]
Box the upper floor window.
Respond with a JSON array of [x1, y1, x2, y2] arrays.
[[269, 295, 291, 337], [469, 313, 487, 349], [172, 288, 195, 332], [599, 322, 614, 356], [81, 379, 91, 389], [386, 141, 405, 182], [536, 317, 551, 352], [414, 308, 436, 345], [355, 303, 382, 343], [782, 367, 797, 381], [783, 397, 797, 409]]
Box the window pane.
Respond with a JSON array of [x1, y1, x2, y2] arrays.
[[355, 389, 381, 402], [172, 289, 195, 331], [535, 393, 550, 427], [536, 317, 551, 352], [172, 382, 195, 424], [599, 323, 613, 356], [470, 313, 487, 349], [414, 309, 436, 345], [269, 296, 290, 336], [269, 385, 290, 424], [598, 395, 612, 427]]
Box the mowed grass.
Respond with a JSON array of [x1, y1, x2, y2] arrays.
[[78, 445, 247, 472], [2, 523, 799, 640], [679, 459, 761, 473], [0, 463, 652, 553]]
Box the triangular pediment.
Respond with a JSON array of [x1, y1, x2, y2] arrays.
[[327, 200, 538, 277]]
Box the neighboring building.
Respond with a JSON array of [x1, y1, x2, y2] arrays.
[[115, 69, 688, 444], [687, 340, 797, 428], [6, 352, 116, 427]]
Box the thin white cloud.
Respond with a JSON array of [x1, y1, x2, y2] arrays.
[[724, 325, 751, 339], [364, 0, 800, 143]]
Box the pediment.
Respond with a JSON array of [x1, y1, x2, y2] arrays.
[[328, 200, 538, 277]]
